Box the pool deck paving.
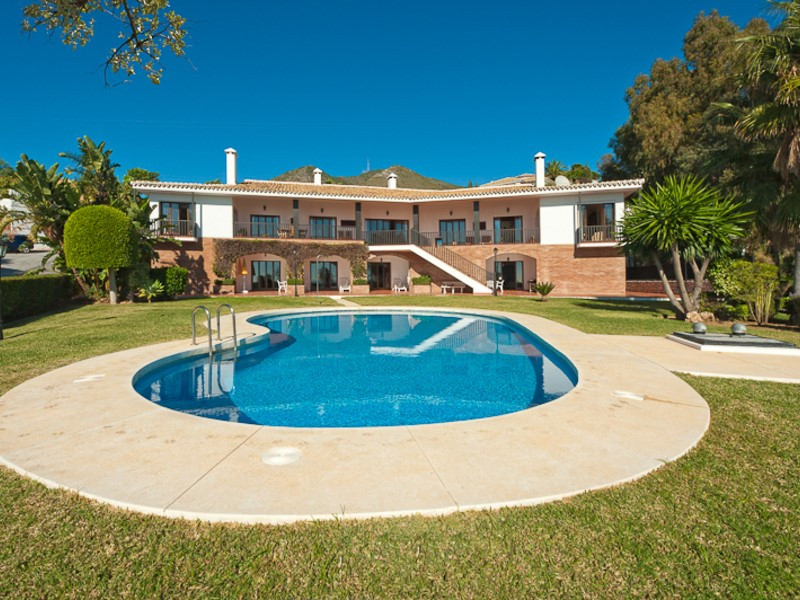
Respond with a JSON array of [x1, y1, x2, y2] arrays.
[[1, 305, 777, 524], [593, 334, 800, 384]]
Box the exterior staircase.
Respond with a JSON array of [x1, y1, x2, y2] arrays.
[[371, 230, 492, 294]]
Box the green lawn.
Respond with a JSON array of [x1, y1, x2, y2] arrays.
[[0, 298, 798, 597], [351, 295, 800, 346]]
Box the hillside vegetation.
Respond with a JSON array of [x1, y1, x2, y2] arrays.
[[273, 165, 458, 190]]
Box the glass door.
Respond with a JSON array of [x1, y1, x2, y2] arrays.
[[309, 217, 336, 239], [439, 219, 466, 245], [367, 262, 391, 290], [495, 260, 523, 289], [310, 261, 338, 290], [250, 215, 280, 238], [251, 260, 281, 290], [494, 216, 522, 243], [365, 219, 408, 244]]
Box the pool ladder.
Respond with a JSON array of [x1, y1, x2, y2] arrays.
[[192, 304, 238, 358]]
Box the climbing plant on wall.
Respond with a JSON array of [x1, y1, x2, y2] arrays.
[[213, 239, 369, 279]]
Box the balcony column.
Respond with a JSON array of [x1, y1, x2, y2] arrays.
[[473, 201, 480, 245], [355, 202, 362, 240], [412, 205, 419, 243], [293, 199, 300, 239]]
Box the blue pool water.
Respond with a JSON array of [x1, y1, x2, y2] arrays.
[[133, 311, 578, 428]]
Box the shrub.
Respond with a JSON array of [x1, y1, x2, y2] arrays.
[[150, 266, 189, 299], [726, 260, 779, 325], [287, 278, 303, 285], [534, 281, 556, 301], [64, 205, 136, 269], [353, 278, 368, 285], [137, 280, 164, 303], [64, 205, 136, 304], [0, 273, 74, 321], [717, 302, 750, 322], [412, 275, 432, 285]]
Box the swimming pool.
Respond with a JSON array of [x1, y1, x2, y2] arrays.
[[133, 310, 578, 427]]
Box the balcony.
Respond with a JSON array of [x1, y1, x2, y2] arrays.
[[233, 222, 357, 241], [578, 224, 620, 245], [230, 223, 541, 247], [414, 229, 540, 247], [152, 219, 198, 240]]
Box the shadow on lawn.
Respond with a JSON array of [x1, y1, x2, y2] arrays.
[[573, 299, 675, 317]]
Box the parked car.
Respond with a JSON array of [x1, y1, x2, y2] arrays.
[[4, 234, 32, 253]]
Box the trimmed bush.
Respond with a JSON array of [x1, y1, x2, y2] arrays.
[[412, 275, 432, 285], [64, 205, 136, 304], [1, 274, 74, 321], [150, 266, 189, 299], [64, 205, 136, 269]]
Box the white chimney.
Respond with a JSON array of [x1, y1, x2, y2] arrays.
[[534, 152, 546, 188], [225, 148, 238, 185], [313, 167, 323, 185], [387, 172, 398, 189]]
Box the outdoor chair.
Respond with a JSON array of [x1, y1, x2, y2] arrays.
[[277, 280, 288, 295], [339, 278, 352, 293], [392, 278, 408, 293]]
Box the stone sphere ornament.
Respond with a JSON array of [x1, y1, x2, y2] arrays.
[[731, 322, 747, 336], [692, 322, 707, 334]]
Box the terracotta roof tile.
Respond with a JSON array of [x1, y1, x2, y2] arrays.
[[132, 178, 644, 201]]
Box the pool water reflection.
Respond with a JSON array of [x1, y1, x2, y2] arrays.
[[133, 311, 578, 427]]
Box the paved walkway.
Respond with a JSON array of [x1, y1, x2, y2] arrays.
[[593, 335, 800, 384], [0, 307, 709, 524]]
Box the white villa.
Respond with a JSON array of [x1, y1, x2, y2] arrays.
[[132, 149, 643, 296]]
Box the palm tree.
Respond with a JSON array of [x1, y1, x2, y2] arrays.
[[620, 175, 751, 317], [59, 136, 122, 206], [545, 160, 565, 181], [735, 0, 800, 291]]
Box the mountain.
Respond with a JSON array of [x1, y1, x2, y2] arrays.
[[273, 165, 458, 190]]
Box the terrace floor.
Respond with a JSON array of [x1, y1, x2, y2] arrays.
[[0, 307, 710, 524]]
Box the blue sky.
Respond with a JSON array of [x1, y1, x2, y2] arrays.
[[0, 1, 775, 186]]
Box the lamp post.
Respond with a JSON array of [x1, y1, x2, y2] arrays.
[[292, 249, 298, 297], [492, 247, 498, 297], [240, 268, 248, 294], [0, 238, 8, 340], [315, 254, 321, 296]]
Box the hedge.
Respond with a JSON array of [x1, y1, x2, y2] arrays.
[[0, 274, 74, 322], [150, 266, 189, 299]]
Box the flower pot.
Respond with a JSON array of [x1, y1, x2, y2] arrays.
[[351, 285, 370, 295], [412, 284, 433, 295]]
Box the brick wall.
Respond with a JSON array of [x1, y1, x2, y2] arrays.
[[153, 238, 216, 295], [626, 279, 712, 296], [154, 239, 627, 297], [447, 244, 626, 296]]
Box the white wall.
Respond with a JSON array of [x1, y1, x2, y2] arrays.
[[539, 196, 577, 245], [539, 192, 626, 245], [149, 192, 234, 238]]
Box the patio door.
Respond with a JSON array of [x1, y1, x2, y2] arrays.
[[250, 215, 280, 238], [309, 217, 336, 239], [439, 219, 466, 245], [367, 262, 391, 290], [494, 216, 522, 243], [251, 260, 281, 290], [365, 219, 409, 244], [160, 202, 192, 236], [310, 261, 338, 290], [495, 260, 523, 289]]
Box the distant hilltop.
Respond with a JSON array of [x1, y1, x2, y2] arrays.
[[273, 165, 459, 190]]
